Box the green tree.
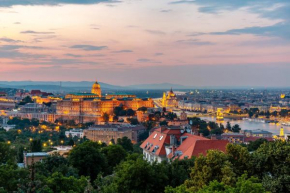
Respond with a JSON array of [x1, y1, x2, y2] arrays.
[[102, 113, 110, 123], [30, 139, 42, 152], [107, 158, 168, 193], [226, 144, 252, 176], [185, 150, 236, 192], [117, 137, 133, 152], [101, 145, 127, 173], [226, 122, 232, 131], [232, 124, 241, 133], [128, 118, 139, 125], [251, 140, 290, 192], [247, 138, 268, 151], [45, 172, 88, 193], [0, 142, 15, 164], [196, 174, 267, 193], [0, 164, 29, 192], [68, 141, 107, 181]]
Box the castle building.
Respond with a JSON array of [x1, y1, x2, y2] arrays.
[[56, 80, 154, 123], [162, 88, 178, 109], [91, 80, 102, 97]]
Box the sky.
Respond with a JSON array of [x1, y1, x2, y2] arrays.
[[0, 0, 289, 87]]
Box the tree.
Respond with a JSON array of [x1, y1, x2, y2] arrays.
[[106, 158, 169, 193], [232, 124, 241, 133], [0, 164, 29, 192], [101, 145, 127, 173], [45, 172, 88, 193], [138, 107, 147, 112], [0, 142, 15, 164], [251, 140, 290, 192], [247, 138, 268, 151], [30, 139, 42, 152], [226, 122, 231, 131], [226, 144, 252, 176], [196, 174, 267, 193], [126, 109, 135, 116], [160, 120, 168, 126], [128, 118, 139, 125], [68, 141, 107, 181], [117, 137, 133, 152], [185, 150, 235, 192], [19, 96, 33, 105], [102, 113, 110, 123]]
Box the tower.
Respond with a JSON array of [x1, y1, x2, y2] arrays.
[[280, 127, 284, 137], [162, 92, 166, 107], [91, 80, 101, 97]]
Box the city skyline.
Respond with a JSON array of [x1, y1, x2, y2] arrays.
[[0, 0, 289, 87]]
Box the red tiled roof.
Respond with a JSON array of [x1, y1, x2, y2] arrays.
[[141, 127, 228, 160], [177, 139, 228, 159]]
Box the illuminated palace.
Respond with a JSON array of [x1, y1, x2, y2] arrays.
[[162, 88, 178, 109], [56, 80, 154, 123]]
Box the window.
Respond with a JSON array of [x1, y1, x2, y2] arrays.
[[159, 135, 163, 140], [153, 134, 157, 139]]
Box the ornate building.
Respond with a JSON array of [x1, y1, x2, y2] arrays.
[[162, 88, 178, 109], [56, 81, 154, 123], [91, 80, 101, 97]]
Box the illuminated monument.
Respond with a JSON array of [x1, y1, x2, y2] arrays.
[[56, 80, 154, 123], [216, 108, 224, 121], [162, 88, 178, 109], [91, 80, 101, 97]]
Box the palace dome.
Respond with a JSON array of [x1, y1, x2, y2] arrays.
[[91, 80, 101, 97]]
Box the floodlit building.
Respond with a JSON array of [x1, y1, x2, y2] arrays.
[[56, 80, 154, 123], [162, 88, 178, 109]]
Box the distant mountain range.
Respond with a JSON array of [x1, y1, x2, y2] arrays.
[[0, 81, 192, 92]]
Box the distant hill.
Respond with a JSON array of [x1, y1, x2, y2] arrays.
[[0, 81, 193, 91], [0, 81, 124, 92], [127, 83, 192, 90]]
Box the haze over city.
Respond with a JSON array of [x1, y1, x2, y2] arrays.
[[0, 0, 289, 87]]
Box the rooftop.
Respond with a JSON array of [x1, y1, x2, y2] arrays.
[[25, 152, 49, 157]]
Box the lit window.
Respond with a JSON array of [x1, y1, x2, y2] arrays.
[[153, 134, 157, 139], [159, 135, 163, 140]]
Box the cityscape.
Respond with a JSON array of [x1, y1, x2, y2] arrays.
[[1, 0, 290, 193]]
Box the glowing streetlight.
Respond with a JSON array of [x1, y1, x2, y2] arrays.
[[43, 143, 47, 147], [29, 138, 33, 142], [7, 141, 11, 145]]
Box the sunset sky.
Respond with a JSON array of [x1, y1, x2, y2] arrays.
[[0, 0, 289, 87]]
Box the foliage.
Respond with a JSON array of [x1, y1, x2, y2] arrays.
[[0, 142, 15, 164], [247, 138, 268, 151], [68, 141, 107, 181], [30, 139, 42, 152], [117, 136, 134, 152], [101, 145, 127, 173], [102, 113, 110, 123], [196, 174, 268, 193]]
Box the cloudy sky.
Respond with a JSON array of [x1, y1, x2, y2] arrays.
[[0, 0, 289, 87]]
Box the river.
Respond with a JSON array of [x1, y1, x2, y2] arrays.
[[199, 116, 290, 135]]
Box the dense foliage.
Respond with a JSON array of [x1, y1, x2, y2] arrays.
[[0, 139, 289, 192]]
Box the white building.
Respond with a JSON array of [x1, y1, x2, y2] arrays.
[[65, 129, 84, 138]]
